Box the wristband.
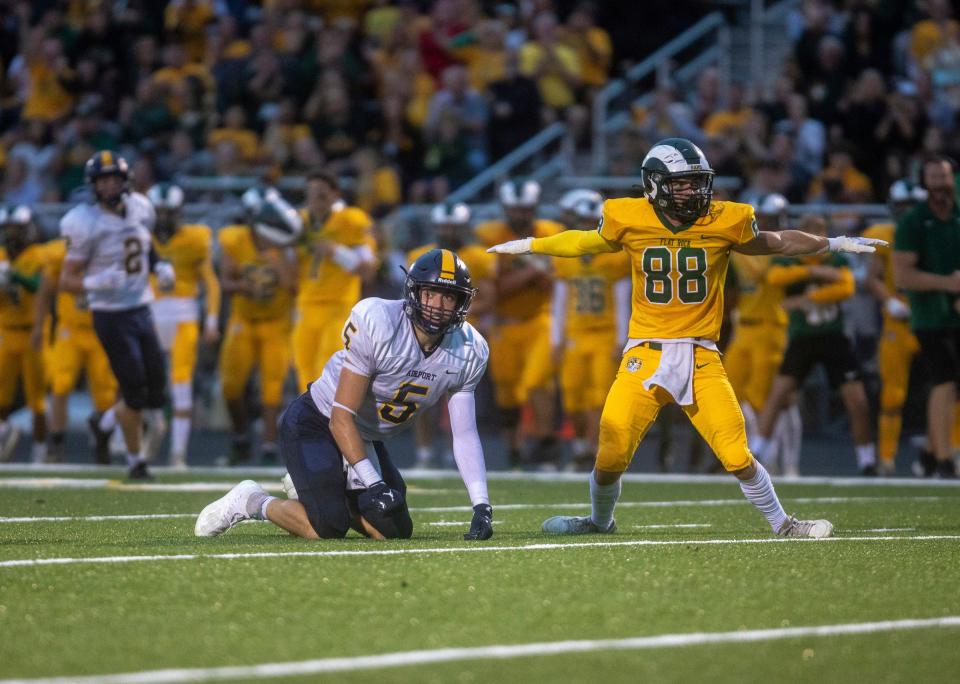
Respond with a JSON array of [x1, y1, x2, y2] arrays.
[[353, 457, 382, 488]]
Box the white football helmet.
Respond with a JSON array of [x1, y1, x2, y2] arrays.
[[430, 202, 471, 225], [499, 179, 541, 207], [146, 183, 185, 210], [253, 194, 303, 246]]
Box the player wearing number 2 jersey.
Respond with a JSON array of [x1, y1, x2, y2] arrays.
[[489, 137, 886, 539], [58, 151, 169, 479]]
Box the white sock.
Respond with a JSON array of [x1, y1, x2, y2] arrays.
[[259, 496, 276, 521], [740, 402, 758, 444], [99, 408, 116, 432], [589, 474, 621, 529], [126, 452, 143, 468], [571, 437, 589, 455], [171, 416, 190, 459], [31, 442, 47, 463], [738, 461, 788, 533], [415, 445, 432, 465], [856, 443, 877, 469], [782, 405, 803, 475]]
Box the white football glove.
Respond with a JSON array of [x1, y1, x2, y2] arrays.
[[487, 237, 533, 255], [826, 236, 887, 254], [884, 297, 910, 320], [154, 260, 175, 291], [82, 266, 127, 291], [0, 260, 10, 288]]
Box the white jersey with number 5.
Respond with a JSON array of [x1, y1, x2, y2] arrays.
[[59, 192, 156, 311], [309, 297, 489, 442]]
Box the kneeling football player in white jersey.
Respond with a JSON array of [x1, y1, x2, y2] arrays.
[[195, 249, 494, 541]]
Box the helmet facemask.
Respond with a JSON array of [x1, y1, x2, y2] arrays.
[[644, 169, 714, 223], [403, 279, 475, 337]]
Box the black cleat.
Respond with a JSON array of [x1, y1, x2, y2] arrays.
[[860, 464, 878, 477], [937, 458, 957, 479], [127, 461, 154, 480], [913, 449, 937, 478], [87, 412, 113, 465]]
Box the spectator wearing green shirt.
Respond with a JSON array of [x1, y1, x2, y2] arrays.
[[751, 215, 877, 475], [893, 155, 960, 478]]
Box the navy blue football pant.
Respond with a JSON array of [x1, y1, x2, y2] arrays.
[[92, 305, 167, 411]]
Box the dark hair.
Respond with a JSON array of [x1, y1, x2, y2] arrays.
[[306, 169, 340, 191]]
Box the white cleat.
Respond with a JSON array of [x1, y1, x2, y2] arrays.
[[280, 471, 299, 500], [194, 480, 263, 537], [169, 452, 188, 472], [542, 515, 616, 535], [0, 423, 21, 462], [777, 515, 833, 539]]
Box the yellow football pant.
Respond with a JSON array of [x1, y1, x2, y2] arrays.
[[597, 344, 752, 474], [292, 303, 352, 392], [0, 327, 46, 413], [50, 325, 117, 412], [488, 314, 555, 408], [723, 322, 787, 412], [876, 319, 920, 463], [560, 329, 618, 413], [220, 316, 291, 406], [168, 320, 199, 385]]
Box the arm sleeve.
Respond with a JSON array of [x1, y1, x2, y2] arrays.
[[614, 277, 632, 343], [447, 391, 489, 507], [531, 229, 620, 257], [550, 280, 568, 347], [807, 267, 855, 303]]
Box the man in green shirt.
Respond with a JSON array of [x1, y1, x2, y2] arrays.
[[893, 155, 960, 478]]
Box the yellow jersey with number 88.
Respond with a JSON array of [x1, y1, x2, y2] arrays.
[[598, 198, 757, 341]]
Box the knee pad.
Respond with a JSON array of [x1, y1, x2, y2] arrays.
[[172, 382, 193, 413]]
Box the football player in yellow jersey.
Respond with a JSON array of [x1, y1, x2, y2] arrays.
[[31, 238, 119, 463], [147, 183, 222, 469], [407, 202, 495, 467], [476, 179, 564, 467], [489, 137, 884, 537], [863, 180, 930, 475], [219, 191, 301, 465], [724, 194, 798, 467], [0, 206, 48, 463], [552, 189, 631, 471], [293, 170, 377, 392]]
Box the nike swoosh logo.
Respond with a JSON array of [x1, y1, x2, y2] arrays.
[[695, 363, 710, 369]]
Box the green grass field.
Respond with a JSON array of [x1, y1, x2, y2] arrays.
[[1, 466, 959, 683]]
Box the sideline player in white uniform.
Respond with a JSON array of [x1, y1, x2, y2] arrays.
[[195, 249, 494, 541], [58, 151, 174, 479]]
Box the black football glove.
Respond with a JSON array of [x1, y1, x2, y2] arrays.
[[358, 481, 404, 516], [464, 503, 493, 541]]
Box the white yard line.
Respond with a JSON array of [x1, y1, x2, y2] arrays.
[[3, 616, 958, 684], [633, 524, 712, 529], [1, 534, 958, 569], [3, 463, 960, 487], [0, 495, 947, 524]]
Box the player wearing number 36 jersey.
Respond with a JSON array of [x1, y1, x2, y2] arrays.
[[489, 137, 887, 540]]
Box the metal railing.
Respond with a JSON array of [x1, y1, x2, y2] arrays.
[[591, 12, 729, 173]]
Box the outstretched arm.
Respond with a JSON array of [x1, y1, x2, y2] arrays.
[[734, 230, 886, 256], [488, 229, 621, 257]]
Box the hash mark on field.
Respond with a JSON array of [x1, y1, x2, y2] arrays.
[[427, 521, 499, 527], [2, 535, 959, 569], [4, 617, 959, 683], [864, 527, 916, 533]]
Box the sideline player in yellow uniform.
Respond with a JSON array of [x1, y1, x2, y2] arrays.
[[724, 193, 800, 469], [552, 189, 631, 471], [407, 202, 495, 467], [489, 138, 884, 537], [31, 238, 118, 463], [0, 206, 48, 462], [476, 179, 564, 467], [147, 183, 221, 469], [293, 170, 377, 392], [863, 180, 927, 475], [219, 191, 300, 465]]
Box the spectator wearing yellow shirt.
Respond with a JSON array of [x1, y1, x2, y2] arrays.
[[910, 0, 960, 68], [20, 30, 75, 123], [519, 12, 581, 119], [164, 0, 216, 63], [461, 20, 509, 93], [807, 146, 873, 203], [562, 2, 612, 92], [209, 106, 262, 164], [703, 81, 755, 138], [152, 43, 215, 116], [352, 146, 402, 217], [263, 98, 314, 169]]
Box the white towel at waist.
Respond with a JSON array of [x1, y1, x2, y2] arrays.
[[628, 337, 719, 406]]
